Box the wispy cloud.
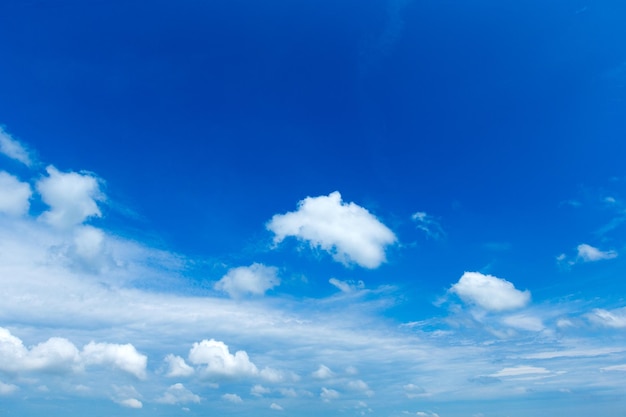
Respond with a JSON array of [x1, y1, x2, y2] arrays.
[[0, 126, 33, 166], [411, 211, 446, 240]]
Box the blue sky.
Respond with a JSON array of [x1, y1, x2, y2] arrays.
[[1, 0, 626, 416]]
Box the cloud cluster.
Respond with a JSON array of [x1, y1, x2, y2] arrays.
[[450, 272, 531, 312], [0, 328, 147, 379], [267, 192, 396, 268], [0, 172, 31, 216]]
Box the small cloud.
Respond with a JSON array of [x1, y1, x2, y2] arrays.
[[0, 126, 33, 166], [188, 339, 258, 379], [0, 381, 19, 396], [416, 412, 440, 417], [577, 244, 617, 262], [403, 384, 427, 399], [36, 166, 105, 229], [267, 191, 397, 269], [346, 379, 373, 396], [222, 393, 243, 404], [157, 383, 201, 405], [601, 364, 626, 372], [312, 365, 334, 379], [82, 342, 147, 379], [118, 398, 143, 409], [489, 366, 550, 378], [0, 172, 32, 216], [270, 403, 284, 411], [450, 272, 531, 312], [251, 384, 271, 397], [112, 385, 143, 409], [587, 307, 626, 328], [411, 211, 445, 240], [164, 354, 195, 377], [320, 387, 340, 402], [329, 278, 365, 293], [214, 263, 280, 298]]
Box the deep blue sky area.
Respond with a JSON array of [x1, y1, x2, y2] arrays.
[[1, 1, 626, 416]]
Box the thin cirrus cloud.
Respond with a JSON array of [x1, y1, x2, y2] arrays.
[[214, 263, 280, 298], [267, 191, 397, 269], [576, 243, 618, 262], [411, 211, 446, 240], [449, 272, 531, 312], [0, 126, 33, 166]]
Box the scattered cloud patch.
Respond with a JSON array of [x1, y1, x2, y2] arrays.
[[450, 272, 531, 312], [188, 339, 258, 379], [0, 126, 32, 166], [0, 172, 31, 216], [577, 244, 617, 262], [118, 398, 143, 408], [601, 364, 626, 372], [157, 383, 201, 405], [501, 314, 544, 332], [411, 211, 445, 239], [267, 192, 397, 268], [320, 387, 340, 402], [112, 385, 143, 409], [222, 393, 243, 404], [403, 384, 427, 398], [312, 365, 334, 379], [164, 354, 195, 377], [0, 381, 18, 395], [587, 307, 626, 328], [0, 328, 80, 373], [82, 342, 147, 379], [270, 402, 284, 411], [416, 412, 440, 417], [215, 263, 280, 298], [329, 278, 364, 293], [251, 384, 271, 397], [37, 166, 105, 229]]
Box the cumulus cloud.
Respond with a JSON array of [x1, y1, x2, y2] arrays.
[[411, 211, 445, 240], [267, 192, 396, 269], [251, 384, 271, 397], [119, 398, 143, 408], [157, 383, 201, 405], [82, 342, 148, 379], [112, 385, 143, 408], [215, 263, 280, 298], [0, 328, 80, 373], [0, 172, 31, 216], [320, 387, 340, 402], [188, 339, 258, 379], [37, 166, 104, 229], [312, 364, 334, 379], [270, 402, 284, 410], [0, 381, 19, 395], [577, 244, 618, 262], [587, 307, 626, 328], [164, 354, 195, 377], [329, 278, 365, 293], [450, 272, 531, 312], [222, 393, 243, 404], [346, 379, 373, 396], [0, 126, 32, 166]]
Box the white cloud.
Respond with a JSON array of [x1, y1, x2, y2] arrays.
[[601, 364, 626, 372], [416, 412, 440, 417], [251, 384, 271, 397], [0, 172, 31, 216], [0, 381, 18, 395], [577, 244, 617, 262], [320, 387, 340, 402], [259, 366, 297, 383], [215, 263, 280, 298], [489, 366, 550, 378], [587, 307, 626, 328], [0, 126, 32, 166], [0, 328, 80, 373], [267, 192, 396, 269], [329, 278, 364, 293], [346, 379, 373, 396], [82, 342, 147, 379], [270, 402, 284, 411], [188, 339, 258, 379], [119, 398, 143, 408], [312, 364, 334, 379], [411, 211, 445, 240], [222, 393, 243, 404], [157, 383, 201, 405], [164, 354, 195, 377], [501, 314, 544, 332], [37, 166, 104, 229], [450, 272, 531, 312], [403, 384, 427, 399]]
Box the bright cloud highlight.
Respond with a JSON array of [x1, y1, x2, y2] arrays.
[[215, 263, 280, 298], [577, 244, 618, 262], [267, 192, 396, 268], [0, 172, 31, 216], [450, 272, 531, 311]]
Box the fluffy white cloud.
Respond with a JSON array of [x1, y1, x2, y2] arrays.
[[270, 402, 284, 411], [346, 379, 373, 396], [215, 263, 280, 298], [164, 354, 195, 377], [587, 307, 626, 328], [0, 328, 80, 373], [267, 192, 396, 269], [188, 339, 258, 378], [82, 342, 148, 379], [251, 384, 271, 397], [312, 364, 334, 379], [577, 244, 618, 262], [36, 166, 104, 229], [0, 172, 31, 216], [450, 272, 531, 312], [222, 393, 243, 403], [0, 381, 19, 395], [118, 398, 143, 408], [157, 383, 201, 405], [411, 211, 445, 240], [0, 127, 32, 166], [320, 387, 340, 402], [329, 278, 364, 293]]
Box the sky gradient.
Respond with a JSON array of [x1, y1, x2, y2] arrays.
[[1, 0, 626, 416]]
